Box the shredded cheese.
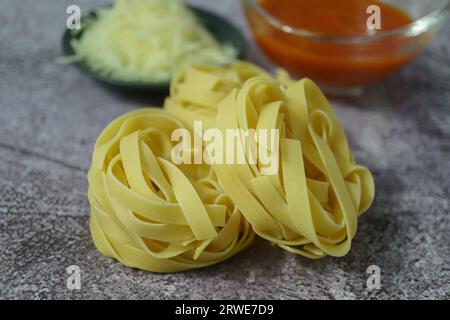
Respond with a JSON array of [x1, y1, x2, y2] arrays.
[[69, 0, 237, 83]]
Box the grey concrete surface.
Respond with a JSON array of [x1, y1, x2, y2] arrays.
[[0, 0, 449, 300]]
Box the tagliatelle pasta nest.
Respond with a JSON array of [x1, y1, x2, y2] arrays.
[[88, 109, 254, 272], [87, 61, 375, 272], [212, 77, 375, 258]]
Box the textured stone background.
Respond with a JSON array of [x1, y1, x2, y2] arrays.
[[0, 0, 449, 300]]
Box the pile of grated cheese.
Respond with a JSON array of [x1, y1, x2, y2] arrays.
[[69, 0, 237, 83]]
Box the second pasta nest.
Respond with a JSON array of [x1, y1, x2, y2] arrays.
[[87, 61, 375, 272]]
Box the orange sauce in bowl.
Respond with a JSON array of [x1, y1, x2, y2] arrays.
[[249, 0, 420, 86]]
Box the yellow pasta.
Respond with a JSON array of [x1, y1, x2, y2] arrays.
[[212, 77, 375, 258], [88, 108, 254, 272], [88, 62, 375, 272], [164, 61, 270, 129]]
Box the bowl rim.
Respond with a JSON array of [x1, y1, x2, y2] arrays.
[[243, 0, 450, 43]]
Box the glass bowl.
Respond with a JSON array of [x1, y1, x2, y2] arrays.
[[243, 0, 449, 94]]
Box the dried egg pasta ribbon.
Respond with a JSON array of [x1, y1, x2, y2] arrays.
[[213, 77, 375, 258], [88, 108, 254, 272], [164, 61, 270, 129]]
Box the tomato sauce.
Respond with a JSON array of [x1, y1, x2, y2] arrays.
[[249, 0, 418, 86]]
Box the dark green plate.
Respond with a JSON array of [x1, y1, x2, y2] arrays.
[[62, 5, 245, 92]]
